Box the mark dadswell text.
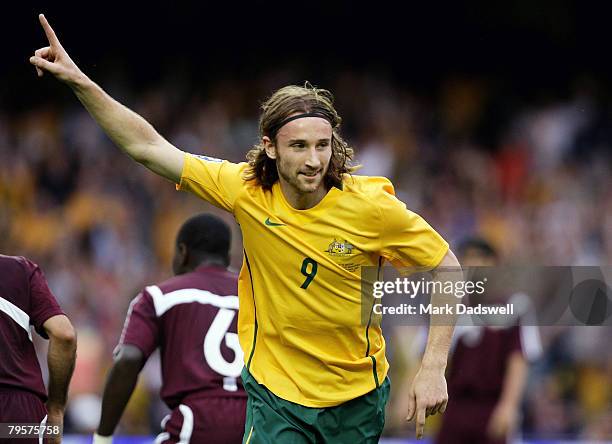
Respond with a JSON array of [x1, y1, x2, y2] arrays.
[[373, 303, 514, 316]]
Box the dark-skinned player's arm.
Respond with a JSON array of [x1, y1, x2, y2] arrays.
[[43, 314, 77, 444], [487, 350, 528, 439], [406, 248, 461, 440], [29, 14, 184, 183], [93, 345, 146, 444]]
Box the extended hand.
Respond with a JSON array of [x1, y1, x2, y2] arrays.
[[406, 366, 448, 439], [30, 14, 85, 85]]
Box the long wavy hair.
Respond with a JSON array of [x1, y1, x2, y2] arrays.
[[245, 83, 354, 190]]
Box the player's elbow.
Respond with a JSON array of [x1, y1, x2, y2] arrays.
[[113, 345, 145, 370], [128, 143, 152, 164], [129, 131, 167, 164], [52, 323, 77, 347], [45, 315, 77, 347]]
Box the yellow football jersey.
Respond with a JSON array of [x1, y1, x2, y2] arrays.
[[177, 153, 449, 407]]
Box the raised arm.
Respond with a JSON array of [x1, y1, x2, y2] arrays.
[[43, 314, 77, 444], [29, 14, 184, 183]]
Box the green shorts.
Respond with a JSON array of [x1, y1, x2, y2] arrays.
[[242, 368, 390, 444]]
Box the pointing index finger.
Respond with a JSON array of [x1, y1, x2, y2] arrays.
[[39, 14, 62, 48]]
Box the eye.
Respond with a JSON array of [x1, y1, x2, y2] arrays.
[[290, 142, 306, 149], [317, 141, 330, 149]]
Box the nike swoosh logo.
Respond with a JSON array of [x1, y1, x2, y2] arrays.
[[264, 217, 286, 227]]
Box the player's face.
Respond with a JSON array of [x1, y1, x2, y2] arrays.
[[267, 117, 333, 196]]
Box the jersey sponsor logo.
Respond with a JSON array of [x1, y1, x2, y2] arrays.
[[264, 217, 286, 227], [194, 154, 224, 163], [325, 238, 355, 257]]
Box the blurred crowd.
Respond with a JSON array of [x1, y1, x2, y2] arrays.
[[1, 71, 610, 440]]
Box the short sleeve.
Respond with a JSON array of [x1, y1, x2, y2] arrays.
[[517, 324, 543, 362], [378, 181, 449, 269], [119, 291, 159, 359], [176, 153, 249, 213], [28, 264, 64, 339]]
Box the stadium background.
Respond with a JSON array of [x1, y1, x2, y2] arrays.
[[2, 1, 611, 442]]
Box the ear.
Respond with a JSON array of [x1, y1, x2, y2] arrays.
[[263, 136, 277, 159], [177, 242, 189, 266]]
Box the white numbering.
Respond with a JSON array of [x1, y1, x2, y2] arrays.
[[145, 285, 243, 393], [203, 308, 244, 385]]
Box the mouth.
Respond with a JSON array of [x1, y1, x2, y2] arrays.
[[299, 170, 321, 178]]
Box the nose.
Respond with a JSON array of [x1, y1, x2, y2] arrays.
[[304, 146, 322, 170]]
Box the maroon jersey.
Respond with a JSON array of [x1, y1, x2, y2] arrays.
[[447, 326, 525, 400], [119, 265, 246, 409], [0, 255, 64, 401], [435, 325, 541, 444]]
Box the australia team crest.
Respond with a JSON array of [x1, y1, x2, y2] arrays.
[[325, 239, 355, 257]]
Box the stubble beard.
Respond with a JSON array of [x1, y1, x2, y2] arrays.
[[279, 165, 318, 194], [277, 158, 326, 195]]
